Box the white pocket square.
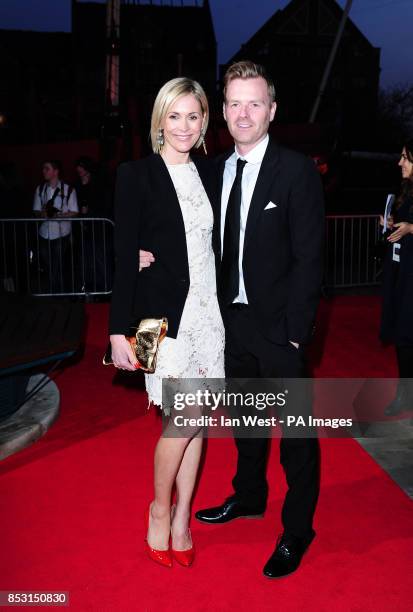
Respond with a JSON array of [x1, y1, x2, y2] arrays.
[[264, 201, 277, 210]]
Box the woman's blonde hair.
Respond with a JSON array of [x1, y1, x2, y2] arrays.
[[150, 77, 209, 154]]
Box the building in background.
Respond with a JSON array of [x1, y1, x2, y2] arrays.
[[72, 0, 216, 150], [0, 0, 380, 153], [221, 0, 380, 148], [0, 1, 216, 147], [0, 30, 73, 144]]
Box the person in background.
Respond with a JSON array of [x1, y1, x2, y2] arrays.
[[74, 156, 111, 294], [75, 156, 107, 216], [33, 160, 78, 292], [75, 156, 113, 218], [380, 139, 413, 415], [311, 153, 340, 212]]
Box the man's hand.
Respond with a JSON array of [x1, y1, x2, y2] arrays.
[[139, 249, 155, 272], [34, 210, 47, 219], [387, 222, 413, 243], [109, 334, 138, 371], [56, 211, 78, 218]]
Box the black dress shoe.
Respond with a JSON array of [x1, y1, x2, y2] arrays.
[[263, 532, 315, 579], [195, 498, 265, 524]]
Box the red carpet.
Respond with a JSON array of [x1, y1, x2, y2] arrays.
[[1, 297, 412, 611]]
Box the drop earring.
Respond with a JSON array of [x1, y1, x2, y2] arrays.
[[201, 133, 207, 155], [157, 128, 164, 150]]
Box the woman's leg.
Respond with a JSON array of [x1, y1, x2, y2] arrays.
[[148, 435, 190, 550], [148, 412, 203, 550], [172, 434, 203, 550]]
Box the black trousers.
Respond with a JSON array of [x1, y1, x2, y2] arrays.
[[223, 304, 320, 539], [396, 345, 413, 404], [396, 345, 413, 379], [39, 235, 69, 292]]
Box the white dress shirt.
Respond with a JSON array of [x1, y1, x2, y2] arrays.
[[220, 134, 269, 304], [33, 182, 78, 240]]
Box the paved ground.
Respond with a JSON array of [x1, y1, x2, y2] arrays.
[[0, 375, 59, 460], [356, 419, 413, 499]]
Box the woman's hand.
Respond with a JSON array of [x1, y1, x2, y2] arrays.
[[380, 214, 393, 229], [109, 334, 138, 370], [387, 222, 413, 242]]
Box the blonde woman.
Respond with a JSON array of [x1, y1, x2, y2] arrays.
[[108, 78, 225, 567]]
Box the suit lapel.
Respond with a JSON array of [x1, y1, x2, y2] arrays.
[[149, 153, 185, 221], [148, 154, 189, 272], [243, 139, 281, 252], [215, 149, 234, 259]]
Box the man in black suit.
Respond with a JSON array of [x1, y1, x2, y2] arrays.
[[140, 61, 324, 578]]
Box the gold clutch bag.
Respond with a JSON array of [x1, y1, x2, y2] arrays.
[[103, 317, 168, 373]]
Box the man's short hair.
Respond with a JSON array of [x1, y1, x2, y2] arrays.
[[42, 159, 62, 175], [223, 60, 276, 104], [76, 156, 95, 174]]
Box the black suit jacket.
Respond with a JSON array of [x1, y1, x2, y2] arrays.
[[109, 153, 217, 337], [215, 137, 324, 345]]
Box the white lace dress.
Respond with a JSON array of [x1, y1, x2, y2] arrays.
[[145, 161, 225, 411]]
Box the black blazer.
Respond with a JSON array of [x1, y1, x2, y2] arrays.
[[380, 194, 413, 345], [109, 153, 218, 338], [214, 137, 325, 345]]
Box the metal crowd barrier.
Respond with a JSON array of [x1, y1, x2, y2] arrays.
[[0, 218, 114, 296], [324, 214, 382, 288], [1, 215, 383, 295]]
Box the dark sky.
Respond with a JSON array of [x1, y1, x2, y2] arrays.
[[0, 0, 412, 88]]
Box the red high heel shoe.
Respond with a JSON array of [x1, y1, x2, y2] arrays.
[[144, 504, 172, 568], [171, 505, 195, 567], [171, 531, 195, 567]]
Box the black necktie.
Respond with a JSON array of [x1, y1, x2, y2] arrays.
[[219, 158, 247, 304]]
